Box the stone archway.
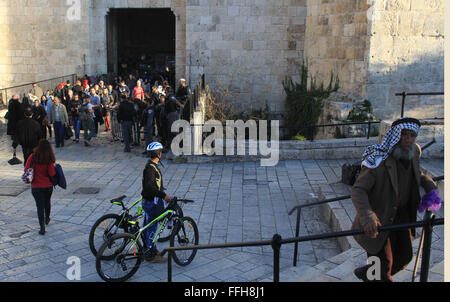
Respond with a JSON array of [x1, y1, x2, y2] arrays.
[[89, 1, 186, 84]]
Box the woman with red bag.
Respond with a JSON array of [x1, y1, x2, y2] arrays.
[[24, 139, 56, 235]]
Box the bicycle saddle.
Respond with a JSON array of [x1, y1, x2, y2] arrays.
[[110, 195, 127, 204]]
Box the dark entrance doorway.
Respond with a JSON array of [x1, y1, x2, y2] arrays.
[[106, 8, 176, 86]]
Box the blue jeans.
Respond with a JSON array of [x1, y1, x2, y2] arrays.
[[121, 120, 133, 150], [82, 118, 95, 142], [72, 117, 81, 140], [53, 122, 64, 147], [142, 198, 165, 252]]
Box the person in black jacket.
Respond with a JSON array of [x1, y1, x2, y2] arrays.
[[15, 106, 43, 165], [141, 142, 171, 262], [7, 94, 25, 156], [31, 98, 47, 140], [117, 95, 136, 152], [69, 94, 82, 143]]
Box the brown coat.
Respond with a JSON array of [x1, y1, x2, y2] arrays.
[[351, 143, 436, 255]]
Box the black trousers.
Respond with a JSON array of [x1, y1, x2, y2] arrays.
[[31, 187, 53, 228], [22, 146, 34, 166]]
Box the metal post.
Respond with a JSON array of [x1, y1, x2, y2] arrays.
[[401, 92, 406, 117], [271, 234, 282, 282], [293, 209, 301, 267], [420, 210, 434, 282], [168, 249, 172, 282]]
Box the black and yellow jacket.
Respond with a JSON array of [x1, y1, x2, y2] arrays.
[[141, 160, 166, 201]]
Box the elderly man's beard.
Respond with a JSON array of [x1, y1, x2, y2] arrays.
[[392, 145, 414, 161]]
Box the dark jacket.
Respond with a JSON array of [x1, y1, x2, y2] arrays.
[[117, 100, 136, 122], [351, 143, 437, 254], [175, 85, 189, 100], [15, 117, 43, 148], [73, 85, 83, 99], [7, 98, 25, 135], [141, 161, 166, 201], [32, 105, 46, 124], [69, 99, 82, 118]]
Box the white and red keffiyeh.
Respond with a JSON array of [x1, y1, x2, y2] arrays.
[[361, 117, 421, 169]]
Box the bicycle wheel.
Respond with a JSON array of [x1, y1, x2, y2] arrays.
[[89, 213, 127, 258], [169, 216, 199, 266], [96, 233, 142, 282], [158, 204, 184, 242]]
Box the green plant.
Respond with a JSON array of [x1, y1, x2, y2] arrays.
[[347, 99, 374, 122], [370, 127, 380, 137], [334, 126, 346, 139], [282, 61, 339, 141], [292, 133, 308, 141]]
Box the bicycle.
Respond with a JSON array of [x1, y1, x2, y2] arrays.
[[95, 197, 199, 282], [89, 195, 183, 258]]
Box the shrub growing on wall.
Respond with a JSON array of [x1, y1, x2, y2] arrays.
[[282, 62, 339, 140]]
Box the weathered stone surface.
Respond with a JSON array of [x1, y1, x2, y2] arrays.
[[0, 0, 444, 122]]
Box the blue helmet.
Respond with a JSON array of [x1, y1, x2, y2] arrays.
[[147, 142, 163, 152]]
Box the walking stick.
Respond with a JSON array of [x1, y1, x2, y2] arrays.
[[411, 228, 425, 282], [411, 210, 431, 282]]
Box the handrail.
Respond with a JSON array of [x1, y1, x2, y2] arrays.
[[288, 176, 443, 215], [395, 91, 444, 118], [163, 216, 444, 282], [0, 74, 77, 91], [0, 73, 77, 106], [289, 175, 443, 267]]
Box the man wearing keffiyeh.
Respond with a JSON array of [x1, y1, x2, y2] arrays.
[[351, 117, 440, 282]]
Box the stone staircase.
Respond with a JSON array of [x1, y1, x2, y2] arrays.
[[260, 160, 445, 282]]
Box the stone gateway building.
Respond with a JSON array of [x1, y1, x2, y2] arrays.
[[0, 0, 444, 120]]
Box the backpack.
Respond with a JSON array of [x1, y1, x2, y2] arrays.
[[78, 103, 89, 121], [51, 164, 67, 189]]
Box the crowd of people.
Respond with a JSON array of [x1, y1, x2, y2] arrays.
[[6, 72, 192, 163]]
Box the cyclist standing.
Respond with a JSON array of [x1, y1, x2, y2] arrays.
[[141, 142, 171, 262]]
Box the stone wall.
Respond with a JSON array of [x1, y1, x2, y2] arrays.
[[366, 0, 444, 120], [304, 0, 444, 121], [186, 0, 307, 112], [0, 0, 90, 88], [0, 0, 444, 119], [304, 0, 370, 97]]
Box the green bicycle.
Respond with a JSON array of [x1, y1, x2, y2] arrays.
[[89, 195, 183, 258], [95, 197, 199, 282]]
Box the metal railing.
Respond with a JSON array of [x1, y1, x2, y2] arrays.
[[0, 74, 78, 106], [163, 211, 443, 282], [395, 92, 444, 118], [162, 177, 443, 282], [289, 174, 444, 268], [280, 120, 382, 141]]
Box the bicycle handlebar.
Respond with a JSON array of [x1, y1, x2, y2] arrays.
[[171, 197, 195, 203]]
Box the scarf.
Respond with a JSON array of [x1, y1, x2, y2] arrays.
[[361, 117, 421, 169]]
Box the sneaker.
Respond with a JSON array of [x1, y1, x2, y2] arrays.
[[45, 217, 50, 225], [38, 228, 45, 235], [84, 141, 90, 147], [151, 254, 168, 263]]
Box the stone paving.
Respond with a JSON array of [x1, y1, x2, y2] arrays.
[[0, 124, 351, 282], [0, 122, 444, 282]]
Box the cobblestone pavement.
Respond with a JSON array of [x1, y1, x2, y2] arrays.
[[0, 125, 358, 282]]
